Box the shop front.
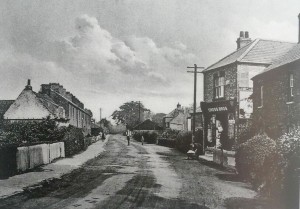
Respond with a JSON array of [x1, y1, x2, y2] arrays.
[[201, 100, 236, 150]]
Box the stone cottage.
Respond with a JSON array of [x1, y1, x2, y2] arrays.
[[4, 80, 92, 135], [201, 31, 296, 149], [163, 103, 189, 131]]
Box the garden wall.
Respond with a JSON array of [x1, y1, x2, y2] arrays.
[[16, 142, 65, 172]]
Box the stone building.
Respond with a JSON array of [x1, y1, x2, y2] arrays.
[[252, 43, 300, 139], [163, 103, 189, 131], [201, 31, 295, 149], [4, 80, 92, 135]]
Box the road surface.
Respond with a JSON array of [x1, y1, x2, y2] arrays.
[[0, 134, 275, 209]]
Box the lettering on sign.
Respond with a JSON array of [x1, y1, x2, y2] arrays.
[[207, 106, 228, 112]]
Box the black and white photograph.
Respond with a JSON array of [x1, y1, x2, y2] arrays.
[[0, 1, 300, 208]]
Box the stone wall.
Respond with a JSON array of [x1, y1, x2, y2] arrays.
[[252, 60, 300, 139], [203, 64, 238, 102]]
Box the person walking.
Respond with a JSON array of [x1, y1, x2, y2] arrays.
[[126, 129, 131, 146], [141, 135, 144, 145]]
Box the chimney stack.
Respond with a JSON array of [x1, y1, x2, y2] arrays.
[[236, 31, 252, 49], [25, 79, 32, 90]]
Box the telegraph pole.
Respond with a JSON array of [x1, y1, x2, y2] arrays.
[[187, 64, 204, 143], [100, 108, 102, 122]]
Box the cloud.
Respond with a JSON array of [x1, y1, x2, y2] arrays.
[[0, 14, 198, 117]]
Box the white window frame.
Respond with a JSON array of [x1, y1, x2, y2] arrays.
[[214, 72, 225, 99]]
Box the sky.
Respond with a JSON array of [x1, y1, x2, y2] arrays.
[[0, 0, 299, 121]]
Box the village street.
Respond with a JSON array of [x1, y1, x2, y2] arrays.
[[0, 135, 277, 209]]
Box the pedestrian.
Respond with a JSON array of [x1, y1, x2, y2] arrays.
[[126, 129, 131, 146], [141, 135, 144, 145]]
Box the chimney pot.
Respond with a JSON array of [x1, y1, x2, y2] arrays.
[[245, 31, 249, 38], [240, 31, 244, 38], [25, 79, 32, 90]]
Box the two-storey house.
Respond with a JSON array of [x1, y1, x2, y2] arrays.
[[201, 31, 295, 149]]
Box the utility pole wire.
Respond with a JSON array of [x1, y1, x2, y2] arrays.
[[187, 64, 204, 144]]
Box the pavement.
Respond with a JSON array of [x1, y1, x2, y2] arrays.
[[198, 151, 236, 169], [0, 135, 110, 199]]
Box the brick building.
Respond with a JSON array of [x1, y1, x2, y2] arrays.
[[201, 32, 295, 149], [4, 80, 92, 135], [252, 43, 300, 139]]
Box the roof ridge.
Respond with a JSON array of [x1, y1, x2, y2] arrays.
[[257, 38, 296, 44], [237, 39, 260, 62], [205, 40, 255, 71]]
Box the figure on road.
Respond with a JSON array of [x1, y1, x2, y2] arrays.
[[141, 135, 144, 145], [126, 129, 131, 145]]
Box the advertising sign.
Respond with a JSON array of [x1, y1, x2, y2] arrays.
[[239, 88, 253, 119]]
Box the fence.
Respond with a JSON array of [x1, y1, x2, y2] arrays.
[[16, 142, 65, 172]]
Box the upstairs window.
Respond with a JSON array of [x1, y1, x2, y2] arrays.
[[288, 73, 294, 102], [214, 71, 225, 99], [258, 85, 263, 107]]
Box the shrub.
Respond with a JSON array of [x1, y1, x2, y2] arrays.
[[2, 117, 66, 145], [0, 143, 17, 178], [264, 129, 300, 207], [157, 137, 176, 148], [235, 134, 276, 189], [63, 126, 85, 157], [175, 131, 192, 153], [132, 131, 158, 144]]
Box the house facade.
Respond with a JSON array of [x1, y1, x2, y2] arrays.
[[163, 103, 189, 131], [4, 80, 92, 135], [252, 43, 300, 139], [201, 31, 295, 149]]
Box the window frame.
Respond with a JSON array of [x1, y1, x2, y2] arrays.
[[213, 71, 225, 99]]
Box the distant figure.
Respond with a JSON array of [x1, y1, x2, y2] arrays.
[[126, 130, 131, 146], [101, 131, 106, 140], [141, 135, 144, 145]]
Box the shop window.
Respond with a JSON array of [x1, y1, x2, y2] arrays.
[[214, 71, 225, 99], [288, 73, 294, 102], [258, 85, 263, 107]]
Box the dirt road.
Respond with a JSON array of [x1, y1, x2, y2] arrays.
[[0, 134, 274, 209]]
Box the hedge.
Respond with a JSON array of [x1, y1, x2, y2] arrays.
[[132, 131, 158, 144], [0, 143, 17, 178], [236, 130, 300, 208], [63, 126, 85, 157]]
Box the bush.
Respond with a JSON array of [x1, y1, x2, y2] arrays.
[[175, 131, 192, 153], [235, 134, 276, 189], [132, 131, 158, 144], [2, 117, 66, 145], [157, 137, 176, 148], [0, 143, 17, 178], [264, 129, 300, 207], [63, 126, 85, 157]]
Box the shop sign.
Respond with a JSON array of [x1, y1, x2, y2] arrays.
[[208, 106, 228, 112], [201, 100, 235, 114]]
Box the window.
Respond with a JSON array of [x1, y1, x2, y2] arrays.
[[258, 85, 263, 107], [288, 73, 294, 102], [214, 71, 225, 99]]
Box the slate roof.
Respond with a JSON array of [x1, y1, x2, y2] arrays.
[[35, 93, 62, 116], [253, 43, 300, 79], [204, 39, 295, 72], [0, 100, 14, 117]]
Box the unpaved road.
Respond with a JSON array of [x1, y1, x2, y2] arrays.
[[0, 134, 276, 209]]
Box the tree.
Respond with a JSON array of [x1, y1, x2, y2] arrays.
[[111, 101, 149, 129], [152, 113, 166, 127]]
